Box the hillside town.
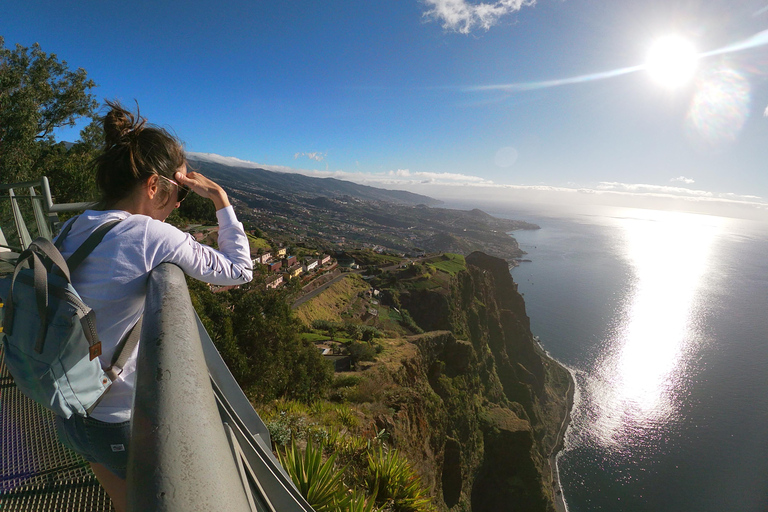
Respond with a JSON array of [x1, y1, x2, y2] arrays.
[[185, 224, 343, 292]]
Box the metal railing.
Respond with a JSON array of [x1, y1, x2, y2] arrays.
[[0, 176, 93, 259], [130, 263, 314, 512]]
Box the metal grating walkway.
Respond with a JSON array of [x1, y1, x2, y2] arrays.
[[0, 346, 114, 512]]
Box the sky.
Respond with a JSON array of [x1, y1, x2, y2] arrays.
[[4, 0, 768, 220]]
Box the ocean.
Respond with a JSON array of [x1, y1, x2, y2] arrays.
[[459, 202, 768, 511]]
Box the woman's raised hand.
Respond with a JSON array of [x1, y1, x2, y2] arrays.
[[175, 171, 230, 210]]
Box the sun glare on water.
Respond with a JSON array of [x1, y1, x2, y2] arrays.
[[646, 35, 699, 88], [586, 209, 724, 448]]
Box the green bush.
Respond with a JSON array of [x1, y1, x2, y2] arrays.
[[348, 341, 377, 363], [333, 375, 362, 389], [360, 326, 382, 342], [345, 323, 363, 340], [335, 405, 359, 429], [398, 309, 424, 334]]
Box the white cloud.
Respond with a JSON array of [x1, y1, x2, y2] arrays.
[[671, 176, 695, 184], [388, 168, 489, 182], [294, 151, 326, 162], [187, 152, 269, 169], [596, 181, 714, 198], [422, 0, 535, 34]]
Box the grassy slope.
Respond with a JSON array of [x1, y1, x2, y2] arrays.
[[294, 274, 372, 325], [247, 233, 272, 251]]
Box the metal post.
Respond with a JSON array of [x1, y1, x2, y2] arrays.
[[8, 189, 32, 250], [29, 186, 51, 240], [127, 263, 251, 512]]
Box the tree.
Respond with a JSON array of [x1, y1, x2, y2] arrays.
[[187, 278, 246, 382], [0, 37, 99, 184], [345, 323, 362, 341], [230, 284, 333, 402]]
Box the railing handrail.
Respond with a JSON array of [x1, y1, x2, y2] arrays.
[[128, 263, 252, 512], [0, 176, 94, 256], [129, 263, 315, 512], [0, 176, 95, 212]]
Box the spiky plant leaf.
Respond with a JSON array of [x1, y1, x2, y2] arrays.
[[366, 446, 433, 512], [278, 438, 348, 512]]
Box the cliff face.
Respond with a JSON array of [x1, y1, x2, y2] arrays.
[[384, 252, 572, 512]]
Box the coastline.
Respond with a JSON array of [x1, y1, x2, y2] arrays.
[[550, 365, 576, 512]]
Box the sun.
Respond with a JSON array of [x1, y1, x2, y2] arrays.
[[645, 36, 699, 88]]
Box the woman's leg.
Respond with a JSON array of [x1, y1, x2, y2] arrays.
[[90, 462, 127, 512]]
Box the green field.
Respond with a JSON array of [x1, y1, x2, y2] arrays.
[[247, 234, 272, 251], [346, 249, 402, 267], [301, 332, 332, 342], [425, 253, 466, 275]]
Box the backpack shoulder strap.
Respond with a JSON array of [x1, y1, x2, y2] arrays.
[[3, 248, 49, 348], [105, 315, 143, 381], [66, 220, 122, 274], [53, 216, 79, 250]]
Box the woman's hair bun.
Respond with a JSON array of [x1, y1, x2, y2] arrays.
[[103, 100, 146, 148], [93, 98, 186, 209]]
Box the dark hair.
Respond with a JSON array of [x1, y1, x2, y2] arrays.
[[93, 100, 186, 209]]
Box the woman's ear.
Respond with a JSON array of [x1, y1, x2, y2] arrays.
[[146, 175, 159, 200]]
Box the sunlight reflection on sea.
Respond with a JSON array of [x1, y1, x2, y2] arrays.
[[580, 210, 723, 451]]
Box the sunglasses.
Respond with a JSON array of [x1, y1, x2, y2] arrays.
[[158, 174, 191, 203]]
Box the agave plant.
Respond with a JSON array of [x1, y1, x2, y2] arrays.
[[366, 446, 433, 512], [335, 404, 359, 428], [278, 438, 348, 512], [309, 399, 328, 417], [344, 485, 380, 512]]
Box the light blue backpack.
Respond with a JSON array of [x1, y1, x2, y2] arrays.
[[0, 219, 140, 419]]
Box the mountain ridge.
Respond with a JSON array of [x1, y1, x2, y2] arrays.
[[186, 154, 441, 206]]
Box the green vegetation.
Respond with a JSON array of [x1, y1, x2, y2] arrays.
[[188, 278, 333, 402], [247, 233, 272, 251], [278, 439, 348, 512], [295, 275, 371, 325], [301, 332, 333, 343], [168, 192, 218, 226], [261, 399, 432, 512], [424, 253, 466, 276], [347, 341, 378, 364], [367, 445, 433, 512], [309, 320, 382, 343], [344, 249, 402, 267], [0, 38, 100, 199]]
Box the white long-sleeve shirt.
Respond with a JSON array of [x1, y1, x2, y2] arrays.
[[55, 206, 253, 422]]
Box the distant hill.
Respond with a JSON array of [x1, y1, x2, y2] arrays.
[[186, 155, 441, 206], [182, 153, 538, 262]]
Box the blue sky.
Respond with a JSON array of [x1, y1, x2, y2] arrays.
[[4, 0, 768, 218]]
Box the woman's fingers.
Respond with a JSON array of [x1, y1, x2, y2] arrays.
[[175, 171, 219, 199], [175, 171, 230, 210]]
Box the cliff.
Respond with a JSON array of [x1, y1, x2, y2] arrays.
[[376, 252, 573, 511]]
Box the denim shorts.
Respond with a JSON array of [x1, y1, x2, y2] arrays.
[[55, 414, 131, 479]]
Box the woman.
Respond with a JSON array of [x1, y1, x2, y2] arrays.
[[54, 101, 253, 511]]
